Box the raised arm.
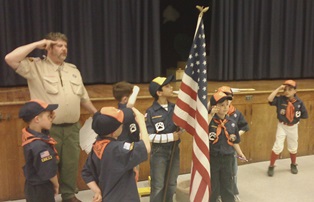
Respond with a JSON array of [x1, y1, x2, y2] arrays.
[[132, 107, 151, 153], [127, 85, 140, 108], [268, 85, 285, 102], [5, 39, 56, 70]]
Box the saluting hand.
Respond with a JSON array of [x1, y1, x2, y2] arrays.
[[36, 39, 57, 50]]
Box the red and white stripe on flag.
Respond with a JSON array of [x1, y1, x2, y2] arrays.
[[173, 17, 211, 202]]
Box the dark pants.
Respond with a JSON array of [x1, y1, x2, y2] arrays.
[[50, 122, 81, 200], [210, 154, 235, 202], [25, 181, 55, 202]]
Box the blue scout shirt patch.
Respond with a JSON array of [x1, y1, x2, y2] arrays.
[[40, 150, 52, 162], [123, 142, 134, 151]]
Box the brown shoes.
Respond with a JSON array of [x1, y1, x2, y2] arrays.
[[62, 196, 82, 202]]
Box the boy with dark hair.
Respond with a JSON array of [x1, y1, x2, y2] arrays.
[[146, 75, 184, 202], [19, 99, 59, 202], [208, 92, 247, 202], [217, 86, 249, 201], [267, 80, 308, 176], [81, 106, 150, 202], [112, 81, 140, 142], [112, 81, 141, 181]]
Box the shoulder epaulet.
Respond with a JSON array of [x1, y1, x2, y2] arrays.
[[65, 62, 77, 69]]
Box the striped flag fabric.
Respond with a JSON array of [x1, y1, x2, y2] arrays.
[[173, 17, 211, 202]]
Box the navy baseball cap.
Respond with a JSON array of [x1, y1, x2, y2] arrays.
[[149, 75, 174, 98], [92, 107, 134, 136], [210, 92, 233, 106], [19, 99, 58, 122]]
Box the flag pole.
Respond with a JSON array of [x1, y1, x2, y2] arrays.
[[162, 8, 209, 202], [162, 140, 177, 202]]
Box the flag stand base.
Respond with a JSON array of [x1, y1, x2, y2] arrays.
[[176, 179, 190, 202]]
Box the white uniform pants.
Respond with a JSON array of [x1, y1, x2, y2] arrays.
[[272, 122, 299, 154]]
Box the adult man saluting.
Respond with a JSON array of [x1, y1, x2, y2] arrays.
[[5, 32, 97, 202]]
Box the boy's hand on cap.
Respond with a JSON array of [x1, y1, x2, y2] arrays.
[[278, 85, 285, 91], [210, 106, 219, 116]]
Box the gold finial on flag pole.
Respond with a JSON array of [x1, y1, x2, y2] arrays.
[[196, 5, 209, 18]]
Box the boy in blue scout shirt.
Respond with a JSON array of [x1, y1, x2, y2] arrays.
[[19, 99, 59, 202], [217, 86, 249, 201], [112, 81, 140, 142], [208, 92, 247, 202], [112, 81, 141, 181], [267, 80, 308, 176], [81, 106, 151, 202], [145, 75, 184, 202]]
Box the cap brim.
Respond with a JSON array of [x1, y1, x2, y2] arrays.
[[210, 94, 233, 105], [219, 96, 233, 103], [46, 104, 58, 111], [162, 75, 174, 87]]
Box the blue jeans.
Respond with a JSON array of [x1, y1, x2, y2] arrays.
[[150, 142, 180, 202]]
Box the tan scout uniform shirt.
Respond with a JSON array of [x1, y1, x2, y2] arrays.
[[16, 57, 90, 124]]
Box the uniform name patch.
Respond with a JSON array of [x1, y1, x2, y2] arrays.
[[40, 150, 52, 162]]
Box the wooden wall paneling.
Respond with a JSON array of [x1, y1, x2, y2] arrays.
[[298, 99, 314, 156], [248, 103, 277, 162], [0, 106, 10, 200], [0, 105, 26, 200], [1, 80, 314, 200], [178, 132, 193, 174]]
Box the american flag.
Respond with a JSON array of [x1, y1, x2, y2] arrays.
[[173, 18, 211, 201]]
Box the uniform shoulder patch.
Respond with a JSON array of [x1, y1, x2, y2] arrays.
[[123, 142, 134, 151], [40, 150, 53, 162]]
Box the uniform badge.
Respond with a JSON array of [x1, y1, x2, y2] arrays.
[[123, 142, 134, 151], [209, 132, 217, 141], [280, 109, 286, 115], [40, 150, 52, 162], [155, 122, 165, 132]]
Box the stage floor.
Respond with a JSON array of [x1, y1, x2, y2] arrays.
[[7, 155, 314, 202]]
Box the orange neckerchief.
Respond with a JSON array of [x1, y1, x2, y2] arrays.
[[286, 97, 297, 123], [93, 139, 111, 159], [213, 119, 233, 146], [21, 128, 59, 161], [227, 104, 236, 116]]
